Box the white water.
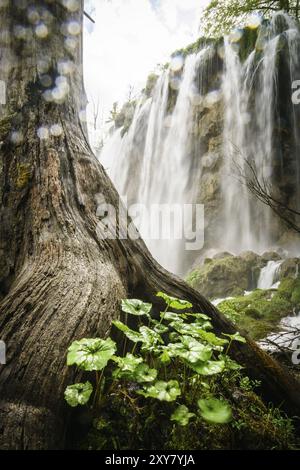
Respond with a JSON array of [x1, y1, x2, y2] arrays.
[[221, 38, 253, 251], [221, 19, 283, 254], [138, 52, 207, 274], [101, 97, 152, 204], [257, 260, 282, 289]]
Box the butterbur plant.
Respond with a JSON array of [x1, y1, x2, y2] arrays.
[[64, 292, 246, 446]]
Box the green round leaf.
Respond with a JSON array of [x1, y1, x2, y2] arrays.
[[112, 320, 143, 343], [171, 405, 195, 426], [138, 380, 181, 402], [161, 312, 186, 322], [64, 381, 93, 407], [158, 348, 172, 364], [156, 292, 193, 310], [197, 330, 229, 348], [169, 336, 212, 363], [186, 313, 210, 320], [223, 332, 246, 343], [113, 353, 143, 372], [188, 359, 225, 376], [67, 337, 116, 371], [198, 398, 232, 424], [170, 321, 212, 337], [139, 326, 163, 352], [219, 354, 243, 371], [134, 363, 158, 383], [150, 319, 169, 334], [121, 299, 152, 316]]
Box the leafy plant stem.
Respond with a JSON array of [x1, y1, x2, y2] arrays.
[[159, 303, 169, 325]]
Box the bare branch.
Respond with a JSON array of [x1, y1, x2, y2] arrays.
[[231, 147, 300, 234]]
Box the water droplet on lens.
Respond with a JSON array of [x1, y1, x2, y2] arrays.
[[37, 127, 49, 140]]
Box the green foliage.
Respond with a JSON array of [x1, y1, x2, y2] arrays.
[[217, 279, 300, 340], [171, 405, 195, 426], [168, 335, 213, 363], [201, 0, 299, 38], [198, 398, 232, 424], [223, 332, 247, 343], [144, 73, 159, 97], [239, 376, 261, 392], [156, 291, 193, 310], [171, 37, 219, 57], [121, 298, 152, 316], [64, 382, 93, 407], [112, 354, 157, 383], [138, 380, 181, 402], [108, 100, 137, 135], [64, 293, 296, 450], [67, 338, 116, 371], [189, 359, 225, 376], [64, 293, 238, 443]]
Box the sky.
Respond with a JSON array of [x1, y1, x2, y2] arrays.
[[83, 0, 210, 136]]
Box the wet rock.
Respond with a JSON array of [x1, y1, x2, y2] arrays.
[[261, 251, 282, 262], [280, 258, 300, 279]]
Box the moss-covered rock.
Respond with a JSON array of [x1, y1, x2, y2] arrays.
[[144, 73, 159, 98], [171, 37, 222, 59], [187, 252, 300, 341], [217, 277, 300, 340], [186, 251, 267, 299], [237, 26, 259, 62], [280, 258, 300, 279], [114, 100, 137, 135]]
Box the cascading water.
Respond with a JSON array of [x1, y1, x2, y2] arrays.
[[283, 15, 300, 210], [221, 21, 283, 253], [100, 12, 300, 276], [101, 49, 210, 274], [101, 97, 152, 204], [221, 12, 300, 255], [221, 38, 253, 251], [138, 51, 207, 274], [257, 260, 282, 289]]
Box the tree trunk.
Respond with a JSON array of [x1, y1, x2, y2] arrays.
[[0, 0, 299, 450]]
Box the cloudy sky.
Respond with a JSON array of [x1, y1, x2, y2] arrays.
[[83, 0, 210, 132]]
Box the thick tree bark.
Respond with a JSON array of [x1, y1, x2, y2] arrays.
[[0, 1, 299, 450]]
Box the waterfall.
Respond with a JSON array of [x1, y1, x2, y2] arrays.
[[284, 16, 300, 211], [221, 22, 282, 253], [221, 38, 253, 251], [101, 49, 209, 274], [257, 260, 282, 289], [138, 51, 206, 274], [101, 98, 151, 204], [100, 12, 300, 276]]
